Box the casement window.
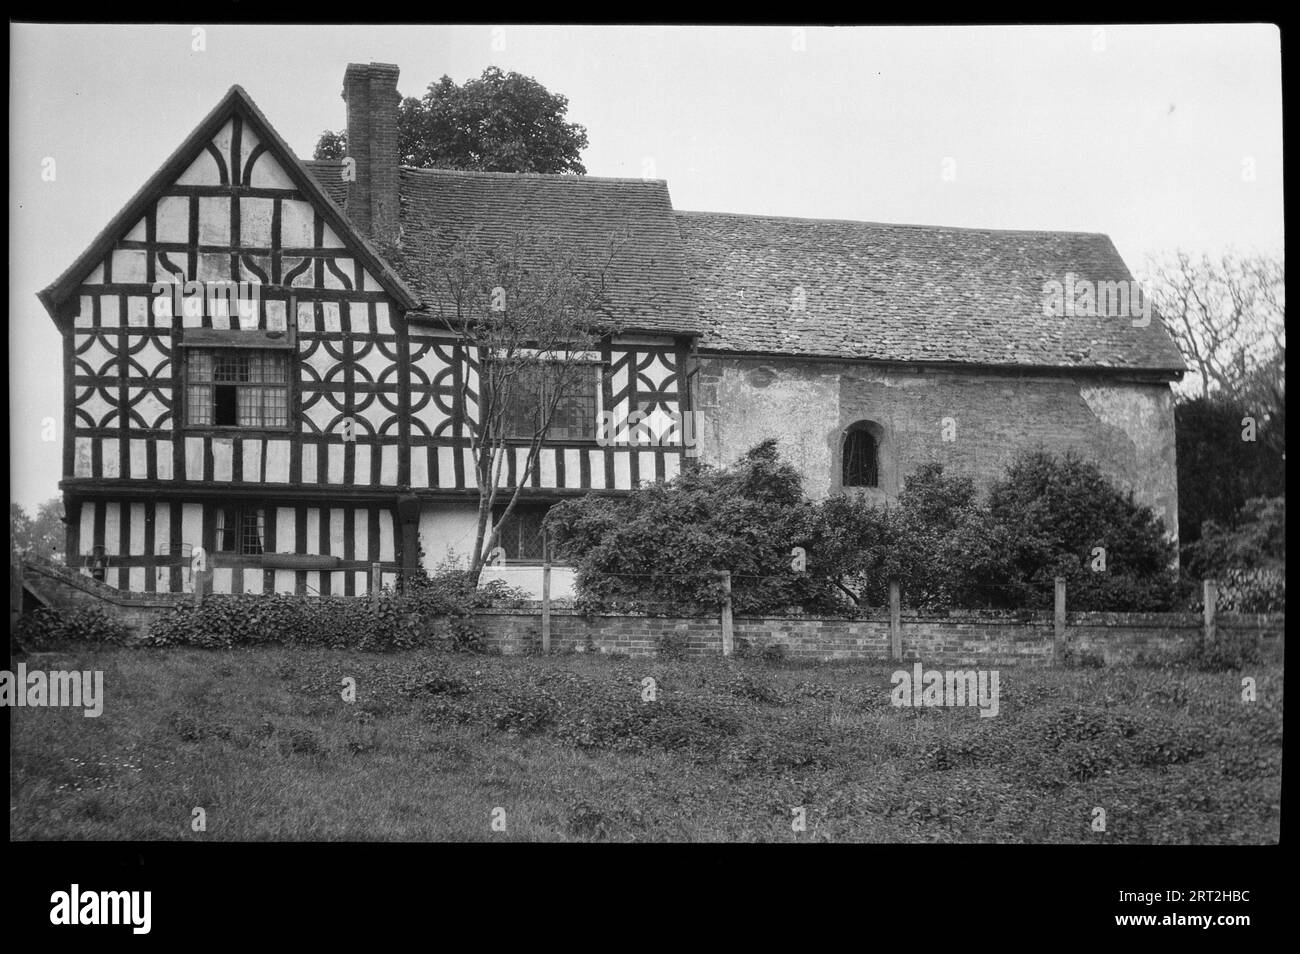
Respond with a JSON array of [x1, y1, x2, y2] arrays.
[[215, 506, 266, 555], [843, 428, 880, 488], [497, 361, 601, 442], [186, 349, 289, 428], [493, 504, 551, 562]]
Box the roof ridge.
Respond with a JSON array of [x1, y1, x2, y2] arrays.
[[399, 166, 667, 185], [675, 208, 1112, 240]]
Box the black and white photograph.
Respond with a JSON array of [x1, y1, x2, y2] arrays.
[[6, 19, 1284, 934]]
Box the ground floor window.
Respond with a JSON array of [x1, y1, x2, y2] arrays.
[[493, 503, 551, 562], [215, 506, 266, 555]]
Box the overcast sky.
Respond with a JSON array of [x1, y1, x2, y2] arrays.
[[9, 23, 1283, 511]]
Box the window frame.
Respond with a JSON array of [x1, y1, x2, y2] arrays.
[[488, 352, 605, 446], [212, 504, 268, 556], [842, 425, 881, 489], [178, 329, 295, 436], [491, 502, 554, 565]]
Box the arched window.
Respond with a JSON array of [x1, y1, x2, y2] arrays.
[[842, 428, 880, 487]]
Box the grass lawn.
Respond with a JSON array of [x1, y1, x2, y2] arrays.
[[8, 647, 1282, 842]]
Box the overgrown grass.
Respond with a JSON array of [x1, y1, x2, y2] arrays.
[[8, 648, 1282, 842]]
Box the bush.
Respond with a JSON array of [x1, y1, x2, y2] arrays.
[[550, 443, 1185, 615], [655, 631, 689, 660], [13, 606, 131, 651], [1215, 567, 1285, 613], [1179, 632, 1265, 672], [547, 439, 837, 616], [820, 453, 1181, 612], [144, 569, 520, 652], [1183, 496, 1285, 612], [982, 452, 1179, 611]]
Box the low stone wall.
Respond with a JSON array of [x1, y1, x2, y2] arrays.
[[16, 557, 1285, 666], [20, 557, 185, 640]]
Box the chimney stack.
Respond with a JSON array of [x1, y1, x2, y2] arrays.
[[342, 62, 401, 245]]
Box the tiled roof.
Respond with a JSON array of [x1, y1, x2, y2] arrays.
[[303, 158, 1184, 371], [674, 210, 1186, 371], [303, 163, 701, 336], [302, 159, 349, 207]]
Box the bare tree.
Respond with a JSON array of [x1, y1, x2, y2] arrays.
[[1142, 249, 1285, 400], [428, 228, 624, 578]]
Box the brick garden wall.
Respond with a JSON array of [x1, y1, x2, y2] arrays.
[[18, 557, 1284, 666], [475, 607, 1284, 667]]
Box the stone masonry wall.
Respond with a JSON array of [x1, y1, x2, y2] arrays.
[[695, 356, 1180, 544]]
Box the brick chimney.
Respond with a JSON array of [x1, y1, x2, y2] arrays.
[[342, 62, 401, 245]]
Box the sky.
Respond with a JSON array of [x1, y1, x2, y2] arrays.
[[8, 23, 1284, 511]]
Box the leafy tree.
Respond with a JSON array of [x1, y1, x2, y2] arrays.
[[888, 465, 1010, 608], [314, 67, 589, 174], [10, 498, 65, 561], [313, 128, 347, 160], [1184, 496, 1285, 579], [1175, 394, 1285, 548], [801, 492, 895, 607]]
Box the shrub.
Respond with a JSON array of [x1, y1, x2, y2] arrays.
[[547, 439, 837, 615], [551, 443, 1183, 614], [1183, 496, 1285, 612], [144, 568, 519, 652], [1179, 632, 1265, 672], [655, 631, 690, 660], [983, 452, 1179, 611], [13, 606, 131, 651], [1216, 567, 1286, 613]]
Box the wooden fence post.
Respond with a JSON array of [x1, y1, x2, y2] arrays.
[[11, 552, 24, 636], [371, 562, 382, 614], [193, 569, 210, 605], [541, 557, 552, 653], [889, 579, 901, 661], [1203, 579, 1218, 647], [1054, 576, 1067, 667], [720, 570, 734, 657]]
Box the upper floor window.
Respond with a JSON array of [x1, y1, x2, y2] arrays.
[[497, 361, 600, 443], [187, 349, 288, 428], [843, 427, 880, 488]]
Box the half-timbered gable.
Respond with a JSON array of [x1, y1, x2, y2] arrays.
[[40, 85, 424, 595]]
